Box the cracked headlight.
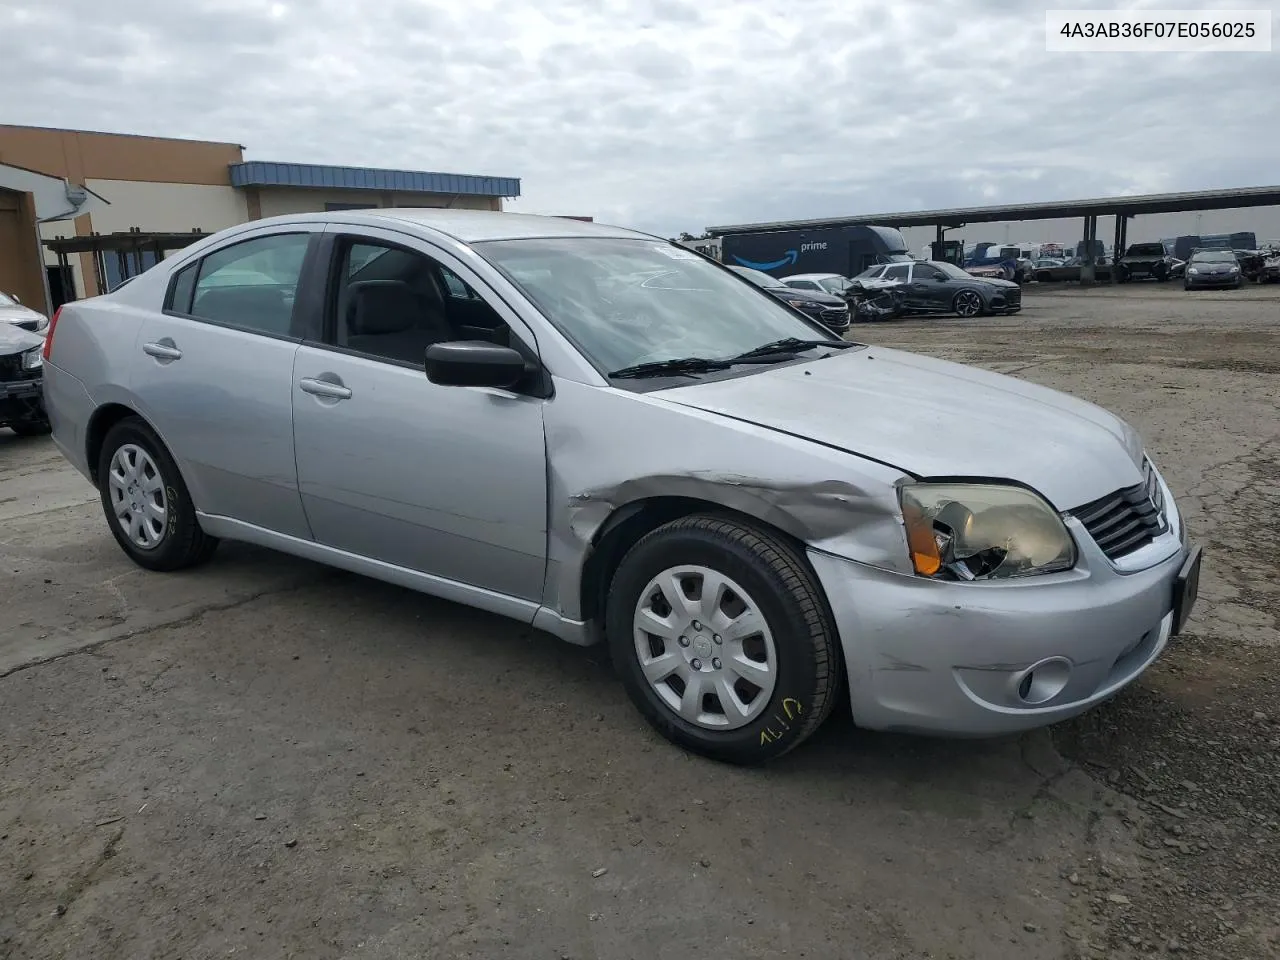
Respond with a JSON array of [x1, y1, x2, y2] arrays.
[[899, 483, 1076, 580]]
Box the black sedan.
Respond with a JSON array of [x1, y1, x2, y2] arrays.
[[727, 266, 851, 332], [855, 260, 1021, 317]]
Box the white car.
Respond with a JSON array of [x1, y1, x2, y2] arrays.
[[779, 273, 853, 296], [0, 291, 49, 332]]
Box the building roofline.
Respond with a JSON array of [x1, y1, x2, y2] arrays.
[[229, 160, 521, 198], [0, 122, 245, 150], [707, 185, 1280, 235]]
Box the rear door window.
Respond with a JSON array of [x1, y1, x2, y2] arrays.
[[187, 233, 311, 338]]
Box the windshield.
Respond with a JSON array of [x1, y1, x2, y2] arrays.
[[818, 276, 851, 294], [933, 261, 975, 280], [1192, 250, 1237, 263], [726, 265, 786, 289], [478, 238, 831, 374], [1128, 244, 1165, 256]]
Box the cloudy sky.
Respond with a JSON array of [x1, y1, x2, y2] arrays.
[[2, 0, 1278, 240]]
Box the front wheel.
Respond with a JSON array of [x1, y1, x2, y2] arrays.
[[952, 289, 984, 318], [605, 515, 840, 764], [97, 416, 219, 571]]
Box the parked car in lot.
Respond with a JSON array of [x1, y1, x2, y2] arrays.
[[726, 266, 850, 332], [778, 272, 854, 297], [1260, 251, 1280, 284], [1184, 249, 1242, 289], [1, 321, 49, 436], [1033, 257, 1113, 283], [1, 290, 49, 333], [42, 210, 1201, 763], [855, 260, 1022, 317], [1116, 243, 1178, 282]]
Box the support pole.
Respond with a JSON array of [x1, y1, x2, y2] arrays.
[[1080, 216, 1097, 286], [1112, 216, 1123, 284]]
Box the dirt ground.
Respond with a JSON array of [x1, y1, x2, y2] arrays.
[[1, 283, 1277, 960]]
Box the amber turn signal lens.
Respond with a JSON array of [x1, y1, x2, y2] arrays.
[[902, 502, 941, 576]]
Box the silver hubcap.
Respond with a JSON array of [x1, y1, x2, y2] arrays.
[[955, 291, 981, 317], [633, 565, 777, 730], [107, 444, 168, 550]]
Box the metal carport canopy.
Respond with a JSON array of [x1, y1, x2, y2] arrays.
[[706, 185, 1280, 235]]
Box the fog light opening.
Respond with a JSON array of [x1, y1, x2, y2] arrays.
[[1013, 657, 1071, 705]]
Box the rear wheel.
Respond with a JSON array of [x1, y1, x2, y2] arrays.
[[605, 515, 840, 764], [952, 289, 984, 318], [97, 417, 218, 571]]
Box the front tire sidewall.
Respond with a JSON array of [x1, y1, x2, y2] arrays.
[[97, 419, 204, 571], [606, 523, 833, 764]]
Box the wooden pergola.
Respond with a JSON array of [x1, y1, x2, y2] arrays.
[[43, 228, 210, 301]]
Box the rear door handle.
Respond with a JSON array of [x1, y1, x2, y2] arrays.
[[143, 341, 182, 361], [298, 377, 352, 400]]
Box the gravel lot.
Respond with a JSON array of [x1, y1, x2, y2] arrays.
[[2, 283, 1277, 960]]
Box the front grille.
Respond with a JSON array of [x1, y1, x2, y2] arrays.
[[1072, 461, 1168, 560], [1005, 288, 1022, 307]]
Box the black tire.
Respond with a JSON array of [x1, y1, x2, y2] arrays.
[[1035, 271, 1052, 283], [1115, 265, 1129, 283], [951, 289, 985, 318], [605, 515, 840, 764], [97, 416, 218, 571], [9, 420, 51, 437], [1153, 264, 1168, 282]]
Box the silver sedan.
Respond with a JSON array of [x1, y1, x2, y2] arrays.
[[41, 210, 1202, 764]]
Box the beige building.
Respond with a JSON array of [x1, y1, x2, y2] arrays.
[[0, 124, 520, 316]]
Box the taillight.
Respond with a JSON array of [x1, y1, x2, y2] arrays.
[[42, 306, 62, 361]]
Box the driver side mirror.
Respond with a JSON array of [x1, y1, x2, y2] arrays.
[[425, 340, 530, 389]]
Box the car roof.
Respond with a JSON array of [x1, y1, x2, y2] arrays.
[[246, 208, 658, 244], [781, 273, 843, 281]]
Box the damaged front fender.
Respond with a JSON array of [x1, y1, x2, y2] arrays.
[[539, 378, 914, 627]]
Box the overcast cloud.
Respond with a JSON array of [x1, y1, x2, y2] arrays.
[[2, 0, 1278, 236]]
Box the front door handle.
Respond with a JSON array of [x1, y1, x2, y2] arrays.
[[298, 377, 352, 400], [143, 341, 182, 361]]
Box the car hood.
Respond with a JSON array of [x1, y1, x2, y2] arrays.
[[0, 302, 46, 325], [966, 275, 1019, 289], [768, 287, 845, 306], [0, 322, 44, 356], [655, 346, 1144, 510]]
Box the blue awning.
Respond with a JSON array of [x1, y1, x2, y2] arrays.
[[229, 161, 520, 198]]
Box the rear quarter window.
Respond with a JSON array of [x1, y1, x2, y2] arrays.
[[166, 263, 198, 314]]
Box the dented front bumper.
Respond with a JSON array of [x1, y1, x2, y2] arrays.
[[807, 527, 1192, 737]]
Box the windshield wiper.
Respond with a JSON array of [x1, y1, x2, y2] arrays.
[[608, 357, 733, 379], [728, 338, 854, 362]]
